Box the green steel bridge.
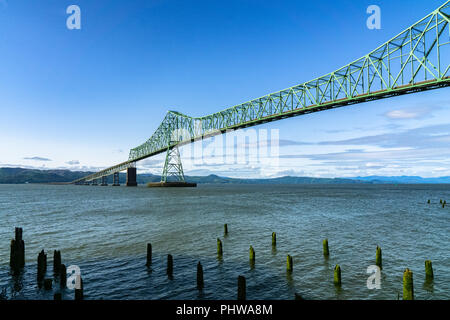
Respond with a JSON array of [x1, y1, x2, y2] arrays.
[[73, 1, 450, 186]]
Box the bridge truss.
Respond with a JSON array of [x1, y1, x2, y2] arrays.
[[73, 1, 450, 184]]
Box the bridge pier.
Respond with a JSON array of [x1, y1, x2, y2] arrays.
[[101, 176, 108, 186], [112, 172, 120, 186], [126, 167, 137, 187], [92, 179, 98, 186]]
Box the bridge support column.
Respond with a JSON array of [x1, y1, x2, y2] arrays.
[[101, 176, 108, 186], [126, 167, 137, 187], [112, 172, 120, 186], [92, 179, 98, 186]]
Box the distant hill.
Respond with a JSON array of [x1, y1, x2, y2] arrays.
[[0, 167, 449, 184], [353, 175, 450, 184]]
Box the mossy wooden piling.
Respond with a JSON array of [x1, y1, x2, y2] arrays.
[[403, 268, 414, 300], [286, 255, 293, 272], [323, 239, 329, 257], [60, 264, 67, 288], [376, 246, 382, 269], [272, 232, 276, 246], [237, 275, 246, 300], [74, 277, 84, 300], [37, 250, 47, 282], [167, 254, 173, 277], [224, 224, 228, 236], [217, 238, 223, 257], [334, 265, 341, 286], [10, 227, 25, 271], [249, 246, 255, 262], [53, 250, 61, 274], [425, 260, 434, 280], [197, 262, 204, 289], [146, 243, 152, 267], [427, 199, 430, 204]]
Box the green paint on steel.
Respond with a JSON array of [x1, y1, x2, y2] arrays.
[[73, 1, 450, 184]]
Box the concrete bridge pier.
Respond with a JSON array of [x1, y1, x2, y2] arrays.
[[112, 172, 120, 186], [126, 167, 137, 187], [92, 179, 98, 186], [101, 176, 108, 186]]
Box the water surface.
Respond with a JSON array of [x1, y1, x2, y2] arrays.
[[0, 184, 449, 300]]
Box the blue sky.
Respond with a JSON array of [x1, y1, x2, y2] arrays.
[[0, 0, 449, 178]]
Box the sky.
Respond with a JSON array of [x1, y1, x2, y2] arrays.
[[0, 0, 449, 178]]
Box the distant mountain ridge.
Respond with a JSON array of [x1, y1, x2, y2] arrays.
[[0, 167, 449, 184]]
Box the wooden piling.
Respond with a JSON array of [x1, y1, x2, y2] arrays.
[[272, 232, 276, 246], [44, 278, 53, 290], [197, 262, 204, 289], [287, 255, 293, 272], [53, 250, 61, 274], [224, 224, 228, 236], [237, 275, 246, 300], [376, 246, 382, 269], [425, 260, 434, 280], [146, 243, 152, 267], [10, 227, 25, 270], [334, 265, 341, 286], [249, 246, 255, 262], [74, 276, 84, 300], [60, 264, 67, 288], [37, 250, 47, 282], [167, 254, 173, 277], [403, 268, 414, 300], [427, 199, 430, 204], [217, 238, 223, 257], [294, 293, 304, 300], [323, 239, 329, 257]]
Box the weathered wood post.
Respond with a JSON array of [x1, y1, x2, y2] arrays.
[[237, 275, 246, 300], [287, 255, 293, 272], [197, 262, 204, 289], [37, 250, 47, 282], [146, 243, 152, 267], [323, 239, 329, 257], [376, 246, 382, 269], [334, 265, 341, 286], [294, 293, 304, 300], [167, 254, 173, 277], [249, 246, 255, 262], [10, 227, 25, 271], [217, 238, 223, 257], [425, 260, 434, 280], [224, 224, 228, 236], [44, 278, 53, 290], [53, 250, 61, 275], [272, 232, 276, 246], [403, 268, 414, 300], [74, 276, 84, 300], [60, 264, 67, 288]]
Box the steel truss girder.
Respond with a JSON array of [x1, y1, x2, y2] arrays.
[[72, 1, 450, 184]]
